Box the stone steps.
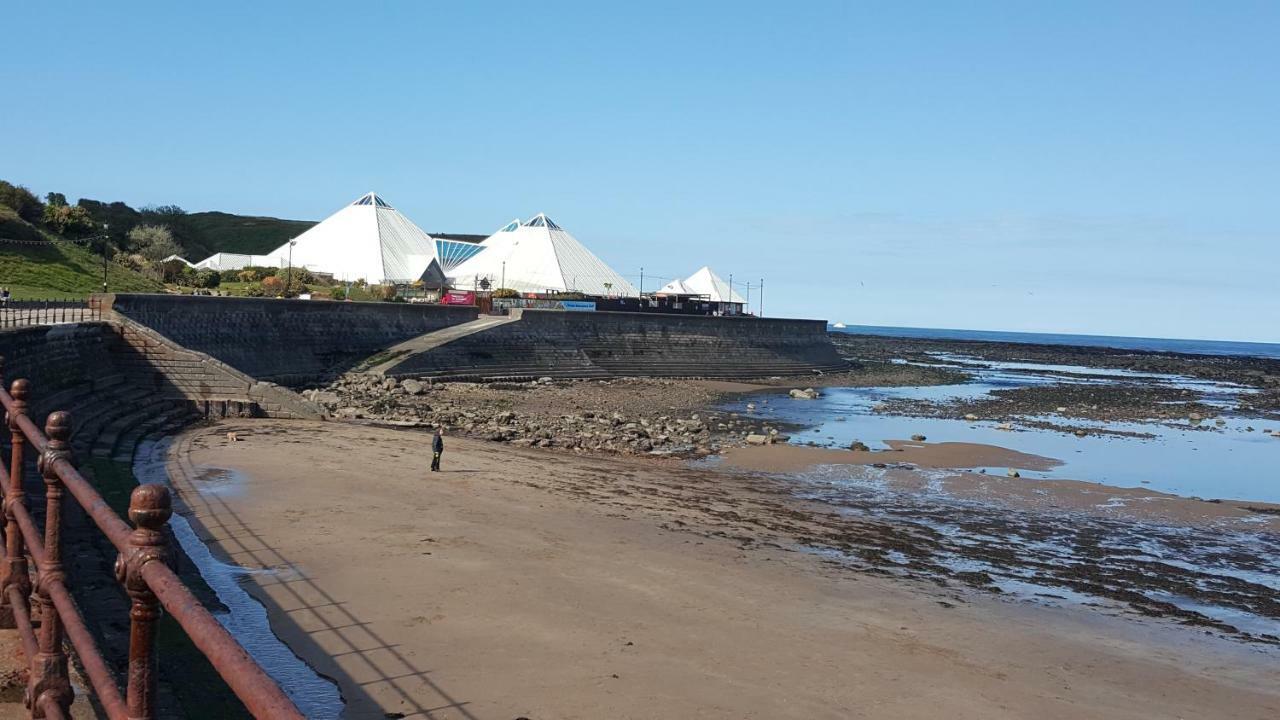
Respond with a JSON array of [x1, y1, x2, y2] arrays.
[[110, 406, 199, 463], [92, 398, 191, 458]]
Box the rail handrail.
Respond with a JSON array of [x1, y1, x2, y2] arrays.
[[0, 298, 101, 329], [0, 366, 304, 719]]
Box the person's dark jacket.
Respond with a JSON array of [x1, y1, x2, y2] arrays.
[[432, 434, 444, 453]]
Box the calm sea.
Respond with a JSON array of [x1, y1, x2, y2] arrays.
[[831, 325, 1280, 360]]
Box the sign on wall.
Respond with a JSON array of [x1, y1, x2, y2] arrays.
[[441, 290, 476, 305], [559, 300, 597, 312]]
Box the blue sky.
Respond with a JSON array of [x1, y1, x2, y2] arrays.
[[3, 2, 1277, 341]]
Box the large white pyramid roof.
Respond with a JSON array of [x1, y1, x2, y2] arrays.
[[262, 192, 440, 284], [683, 266, 745, 303], [447, 214, 639, 297]]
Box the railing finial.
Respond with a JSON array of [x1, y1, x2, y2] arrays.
[[9, 378, 30, 407], [117, 483, 176, 720], [31, 410, 73, 717]]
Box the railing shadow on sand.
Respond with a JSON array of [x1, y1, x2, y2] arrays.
[[161, 433, 478, 720]]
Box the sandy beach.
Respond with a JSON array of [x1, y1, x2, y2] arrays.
[[162, 420, 1278, 720]]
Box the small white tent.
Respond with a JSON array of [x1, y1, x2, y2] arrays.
[[683, 266, 745, 304], [654, 277, 697, 296], [260, 192, 441, 284], [448, 214, 638, 296]]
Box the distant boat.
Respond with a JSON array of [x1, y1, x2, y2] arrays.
[[832, 322, 847, 329]]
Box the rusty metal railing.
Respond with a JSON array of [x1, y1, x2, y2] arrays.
[[0, 365, 304, 718]]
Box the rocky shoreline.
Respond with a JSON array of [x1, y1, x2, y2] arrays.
[[833, 333, 1280, 421]]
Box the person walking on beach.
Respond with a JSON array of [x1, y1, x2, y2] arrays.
[[430, 428, 444, 472]]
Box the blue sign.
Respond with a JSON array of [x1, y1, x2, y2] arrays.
[[560, 300, 597, 312]]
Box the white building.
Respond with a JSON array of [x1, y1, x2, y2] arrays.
[[256, 192, 446, 284], [447, 214, 638, 296], [191, 253, 280, 272]]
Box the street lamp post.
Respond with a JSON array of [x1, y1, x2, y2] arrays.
[[285, 240, 297, 297], [501, 261, 505, 291], [100, 223, 110, 292]]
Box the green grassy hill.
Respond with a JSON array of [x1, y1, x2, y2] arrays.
[[0, 205, 164, 298], [76, 198, 315, 261], [179, 211, 315, 258]]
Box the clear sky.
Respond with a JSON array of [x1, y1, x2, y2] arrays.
[[3, 2, 1277, 342]]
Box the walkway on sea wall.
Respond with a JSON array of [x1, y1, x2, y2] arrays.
[[376, 309, 850, 380]]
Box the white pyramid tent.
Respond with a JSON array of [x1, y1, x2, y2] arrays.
[[262, 192, 441, 284], [683, 266, 745, 303], [447, 214, 638, 296], [655, 277, 697, 296]]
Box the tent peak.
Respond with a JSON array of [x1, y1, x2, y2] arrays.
[[351, 192, 394, 209], [524, 213, 561, 230]]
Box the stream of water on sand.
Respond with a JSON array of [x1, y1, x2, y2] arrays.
[[132, 438, 344, 719]]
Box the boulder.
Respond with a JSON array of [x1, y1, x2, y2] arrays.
[[849, 441, 870, 452], [963, 414, 979, 421], [789, 388, 820, 400], [1007, 469, 1021, 478], [910, 434, 926, 442], [402, 379, 426, 395], [745, 434, 770, 446]]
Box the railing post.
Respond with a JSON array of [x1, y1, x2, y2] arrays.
[[30, 411, 74, 717], [115, 484, 175, 720], [0, 378, 32, 629]]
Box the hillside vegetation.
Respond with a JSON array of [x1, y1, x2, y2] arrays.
[[76, 198, 315, 260], [0, 206, 164, 297]]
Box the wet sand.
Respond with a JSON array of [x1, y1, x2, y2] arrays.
[[722, 439, 1061, 473], [167, 420, 1277, 720], [719, 440, 1280, 527]]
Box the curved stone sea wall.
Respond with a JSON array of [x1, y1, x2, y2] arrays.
[[104, 295, 846, 384], [107, 294, 480, 385], [384, 308, 849, 380]]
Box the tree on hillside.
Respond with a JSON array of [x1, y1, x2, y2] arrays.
[[0, 181, 45, 223], [45, 192, 68, 207], [42, 203, 98, 237], [141, 204, 186, 217], [127, 224, 181, 261]]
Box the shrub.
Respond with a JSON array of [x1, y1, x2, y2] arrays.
[[377, 284, 397, 301], [492, 288, 519, 298], [127, 224, 180, 261], [237, 269, 261, 282], [219, 269, 242, 282], [261, 276, 285, 296], [194, 269, 221, 289], [43, 203, 99, 237], [242, 283, 265, 297], [0, 181, 44, 223]]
